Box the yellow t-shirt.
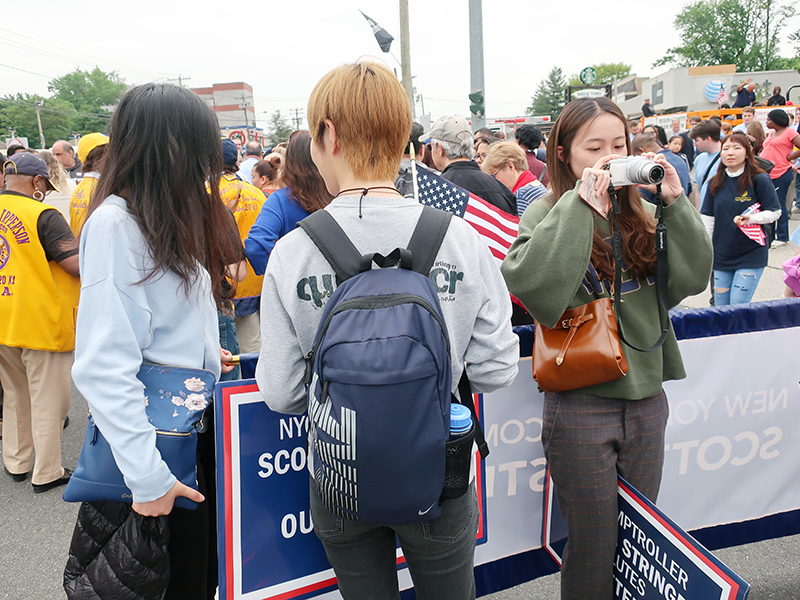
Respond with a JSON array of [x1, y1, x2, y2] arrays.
[[219, 174, 267, 300], [69, 175, 99, 234]]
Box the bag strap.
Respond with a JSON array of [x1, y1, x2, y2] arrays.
[[457, 371, 489, 459], [298, 206, 452, 281], [298, 210, 362, 281], [407, 206, 452, 276], [608, 184, 670, 353], [701, 152, 721, 187]]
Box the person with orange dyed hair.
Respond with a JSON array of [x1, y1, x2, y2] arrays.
[[255, 60, 518, 600]]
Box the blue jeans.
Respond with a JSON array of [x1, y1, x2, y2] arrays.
[[771, 169, 793, 242], [794, 171, 800, 208], [218, 310, 240, 381], [310, 480, 479, 600], [713, 268, 765, 305]]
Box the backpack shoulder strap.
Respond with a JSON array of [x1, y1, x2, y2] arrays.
[[407, 206, 452, 276], [297, 210, 361, 281]]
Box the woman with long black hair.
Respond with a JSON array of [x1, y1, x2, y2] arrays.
[[502, 97, 712, 600], [70, 83, 241, 599]]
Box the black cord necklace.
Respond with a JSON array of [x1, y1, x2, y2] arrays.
[[335, 186, 400, 218]]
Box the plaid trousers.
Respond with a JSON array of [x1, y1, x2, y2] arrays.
[[542, 390, 669, 600]]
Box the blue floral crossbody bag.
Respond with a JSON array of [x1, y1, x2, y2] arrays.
[[62, 363, 216, 510]]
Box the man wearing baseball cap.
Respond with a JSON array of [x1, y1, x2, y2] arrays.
[[0, 152, 80, 493], [421, 115, 517, 216], [218, 138, 265, 356]]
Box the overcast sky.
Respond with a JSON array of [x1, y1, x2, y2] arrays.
[[3, 0, 799, 131]]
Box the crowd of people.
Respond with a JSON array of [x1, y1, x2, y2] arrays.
[[1, 64, 799, 600]]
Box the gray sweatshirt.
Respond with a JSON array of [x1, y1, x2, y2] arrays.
[[255, 195, 519, 414]]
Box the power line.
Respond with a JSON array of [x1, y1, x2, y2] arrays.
[[0, 62, 56, 79], [0, 26, 179, 79], [0, 98, 112, 119]]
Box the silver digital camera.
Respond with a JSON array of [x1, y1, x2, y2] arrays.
[[606, 157, 665, 187]]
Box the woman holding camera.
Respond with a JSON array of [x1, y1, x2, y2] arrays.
[[502, 98, 711, 600], [701, 132, 780, 305]]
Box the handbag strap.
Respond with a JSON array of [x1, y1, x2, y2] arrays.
[[556, 313, 595, 364], [608, 184, 670, 353]]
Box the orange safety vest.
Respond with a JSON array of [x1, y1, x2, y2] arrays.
[[219, 174, 266, 300], [0, 193, 81, 351]]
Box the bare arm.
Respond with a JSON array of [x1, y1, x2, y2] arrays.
[[226, 259, 247, 282], [787, 134, 800, 162], [57, 254, 80, 278]]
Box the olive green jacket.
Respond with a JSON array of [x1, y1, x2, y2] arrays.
[[501, 183, 712, 399]]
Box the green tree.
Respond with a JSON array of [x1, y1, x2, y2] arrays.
[[0, 94, 75, 148], [48, 67, 126, 134], [787, 28, 800, 73], [654, 0, 796, 71], [568, 63, 632, 87], [526, 67, 566, 120], [267, 110, 293, 146]]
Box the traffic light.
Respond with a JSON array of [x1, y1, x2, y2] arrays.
[[469, 90, 485, 118]]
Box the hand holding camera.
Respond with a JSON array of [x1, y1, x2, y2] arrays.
[[578, 154, 621, 218], [625, 152, 683, 205]]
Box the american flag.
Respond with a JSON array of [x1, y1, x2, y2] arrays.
[[414, 164, 519, 265], [717, 84, 729, 106], [737, 203, 766, 245]]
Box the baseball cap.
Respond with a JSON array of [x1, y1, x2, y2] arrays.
[[3, 152, 58, 192], [222, 139, 239, 166], [419, 115, 472, 145], [77, 133, 109, 164]]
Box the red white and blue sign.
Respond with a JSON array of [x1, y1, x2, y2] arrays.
[[214, 379, 489, 600], [543, 474, 750, 600]]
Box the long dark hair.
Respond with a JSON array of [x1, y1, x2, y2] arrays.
[[709, 132, 764, 197], [547, 98, 656, 281], [88, 83, 241, 308], [281, 131, 332, 213]]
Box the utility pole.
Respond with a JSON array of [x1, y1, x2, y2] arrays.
[[168, 75, 191, 87], [35, 101, 45, 149], [468, 0, 486, 131], [240, 95, 251, 142], [290, 108, 304, 131], [399, 0, 415, 119]]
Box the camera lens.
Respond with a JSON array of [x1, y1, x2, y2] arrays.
[[626, 157, 665, 185]]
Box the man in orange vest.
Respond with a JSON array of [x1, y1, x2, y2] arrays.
[[0, 153, 81, 492]]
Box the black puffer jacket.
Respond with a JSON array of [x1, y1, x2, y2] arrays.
[[64, 501, 170, 600]]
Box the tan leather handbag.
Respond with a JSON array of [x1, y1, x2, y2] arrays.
[[532, 183, 672, 393], [532, 297, 629, 392]]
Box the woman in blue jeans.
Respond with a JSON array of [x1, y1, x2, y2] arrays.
[[759, 109, 800, 246], [701, 133, 781, 305]]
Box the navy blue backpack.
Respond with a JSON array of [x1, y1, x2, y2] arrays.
[[299, 206, 462, 525]]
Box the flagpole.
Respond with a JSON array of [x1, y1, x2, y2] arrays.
[[409, 141, 420, 203], [399, 0, 415, 119]]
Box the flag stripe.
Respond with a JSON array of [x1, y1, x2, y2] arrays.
[[465, 199, 520, 237], [465, 220, 516, 252], [414, 164, 520, 261]]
